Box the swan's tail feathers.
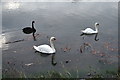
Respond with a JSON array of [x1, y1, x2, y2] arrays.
[[81, 30, 84, 33], [33, 46, 39, 51]]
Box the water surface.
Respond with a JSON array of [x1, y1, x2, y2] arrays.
[[2, 2, 118, 78]]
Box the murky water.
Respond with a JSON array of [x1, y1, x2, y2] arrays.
[[2, 2, 118, 78]]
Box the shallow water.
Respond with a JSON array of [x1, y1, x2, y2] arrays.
[[2, 2, 118, 78]]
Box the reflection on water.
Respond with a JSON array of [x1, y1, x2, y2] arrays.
[[35, 51, 51, 57], [94, 33, 99, 41], [0, 34, 6, 47], [51, 53, 57, 66], [80, 42, 92, 53], [2, 2, 118, 78], [80, 33, 99, 41], [0, 34, 9, 50], [5, 2, 20, 10], [32, 32, 36, 41], [35, 51, 57, 66]]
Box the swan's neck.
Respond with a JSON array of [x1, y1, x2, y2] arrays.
[[32, 23, 35, 29], [95, 25, 98, 32], [50, 40, 55, 51]]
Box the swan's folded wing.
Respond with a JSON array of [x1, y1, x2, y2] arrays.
[[34, 45, 53, 53], [83, 28, 95, 33], [33, 46, 41, 52]]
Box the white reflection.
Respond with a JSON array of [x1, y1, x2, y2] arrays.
[[6, 2, 20, 10], [0, 34, 8, 50]]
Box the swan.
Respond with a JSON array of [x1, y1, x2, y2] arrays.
[[33, 37, 56, 54], [22, 21, 36, 34], [81, 22, 99, 34]]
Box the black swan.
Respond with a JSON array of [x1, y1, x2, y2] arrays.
[[22, 21, 36, 34]]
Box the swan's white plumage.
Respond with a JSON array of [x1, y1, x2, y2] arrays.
[[81, 22, 99, 34], [81, 28, 97, 34], [33, 37, 56, 54], [33, 45, 54, 53]]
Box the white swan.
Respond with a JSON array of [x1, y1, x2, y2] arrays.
[[81, 22, 99, 34], [33, 37, 56, 54]]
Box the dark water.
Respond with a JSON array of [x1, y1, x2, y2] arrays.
[[2, 2, 118, 78]]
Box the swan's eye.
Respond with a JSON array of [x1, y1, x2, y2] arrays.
[[97, 24, 99, 26], [53, 38, 56, 40]]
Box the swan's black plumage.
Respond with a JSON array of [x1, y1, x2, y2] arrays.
[[22, 21, 36, 34]]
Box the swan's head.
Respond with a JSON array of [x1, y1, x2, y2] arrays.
[[95, 22, 99, 26], [32, 21, 35, 23], [50, 37, 56, 41]]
